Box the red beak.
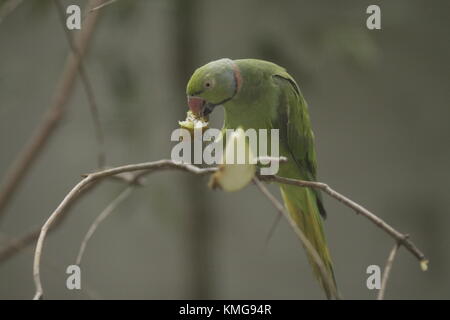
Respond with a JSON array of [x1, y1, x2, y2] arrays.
[[187, 96, 205, 115]]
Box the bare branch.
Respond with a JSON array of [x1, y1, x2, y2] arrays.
[[32, 160, 216, 299], [31, 159, 426, 299], [264, 210, 282, 246], [53, 0, 106, 168], [252, 177, 340, 299], [89, 0, 118, 12], [76, 186, 133, 265], [377, 242, 401, 300], [0, 228, 40, 262], [258, 174, 427, 266], [0, 0, 106, 219]]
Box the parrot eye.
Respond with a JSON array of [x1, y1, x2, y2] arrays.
[[204, 79, 214, 89]]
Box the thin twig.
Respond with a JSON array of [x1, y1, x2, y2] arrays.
[[90, 0, 118, 12], [0, 0, 105, 220], [54, 0, 106, 168], [0, 228, 40, 262], [252, 177, 340, 300], [377, 242, 401, 300], [258, 174, 427, 266], [255, 156, 287, 245], [264, 210, 282, 246], [76, 186, 133, 265]]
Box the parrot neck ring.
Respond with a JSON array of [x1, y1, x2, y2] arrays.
[[188, 60, 242, 117]]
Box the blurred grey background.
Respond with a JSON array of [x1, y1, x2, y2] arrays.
[[0, 0, 449, 299]]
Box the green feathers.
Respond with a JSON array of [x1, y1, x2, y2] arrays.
[[186, 58, 337, 299]]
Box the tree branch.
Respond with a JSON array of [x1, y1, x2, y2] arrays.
[[32, 160, 216, 299], [377, 242, 401, 300], [31, 159, 427, 299], [252, 177, 340, 299], [0, 0, 105, 220], [258, 174, 427, 266], [76, 185, 134, 266], [89, 0, 118, 12], [53, 0, 106, 168]]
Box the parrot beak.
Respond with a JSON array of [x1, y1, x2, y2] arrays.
[[187, 96, 205, 115], [187, 96, 216, 117]]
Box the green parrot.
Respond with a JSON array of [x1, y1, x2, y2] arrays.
[[186, 58, 337, 299]]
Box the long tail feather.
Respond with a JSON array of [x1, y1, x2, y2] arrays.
[[280, 184, 338, 299]]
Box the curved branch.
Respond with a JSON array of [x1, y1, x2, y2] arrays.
[[258, 174, 427, 266], [32, 160, 216, 299], [31, 159, 427, 299]]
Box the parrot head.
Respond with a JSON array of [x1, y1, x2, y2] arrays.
[[186, 58, 242, 117]]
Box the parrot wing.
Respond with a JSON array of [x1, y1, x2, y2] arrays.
[[271, 68, 337, 298], [272, 71, 327, 218]]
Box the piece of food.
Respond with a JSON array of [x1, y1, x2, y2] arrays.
[[178, 110, 209, 132], [209, 128, 256, 192]]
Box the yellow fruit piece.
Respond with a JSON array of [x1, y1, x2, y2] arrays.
[[209, 128, 256, 192], [179, 110, 209, 132]]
